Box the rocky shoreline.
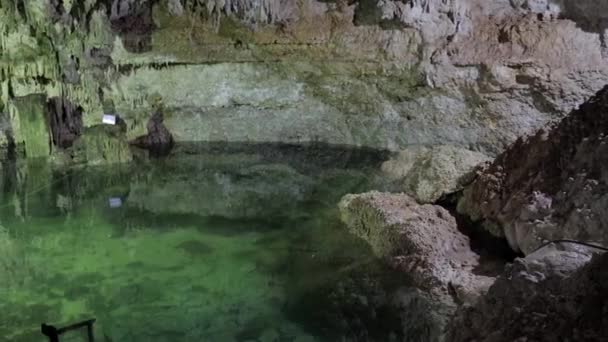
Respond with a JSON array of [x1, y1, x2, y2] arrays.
[[339, 85, 608, 341]]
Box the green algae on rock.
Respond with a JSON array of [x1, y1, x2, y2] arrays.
[[7, 94, 51, 158]]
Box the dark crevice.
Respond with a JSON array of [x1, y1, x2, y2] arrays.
[[47, 97, 84, 149], [498, 28, 510, 43], [49, 0, 66, 18], [2, 123, 17, 161], [537, 13, 544, 22], [16, 0, 27, 20], [436, 193, 520, 277]]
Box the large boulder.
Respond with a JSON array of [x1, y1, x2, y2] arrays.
[[458, 85, 608, 254], [448, 244, 608, 341], [339, 191, 495, 340], [381, 145, 490, 203]]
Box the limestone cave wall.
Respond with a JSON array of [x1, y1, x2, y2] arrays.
[[1, 0, 608, 162]]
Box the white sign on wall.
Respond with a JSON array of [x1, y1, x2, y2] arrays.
[[102, 114, 117, 125], [108, 197, 123, 208]]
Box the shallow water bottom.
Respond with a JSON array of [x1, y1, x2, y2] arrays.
[[0, 143, 405, 342]]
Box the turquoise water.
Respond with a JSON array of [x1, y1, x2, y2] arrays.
[[0, 144, 405, 342]]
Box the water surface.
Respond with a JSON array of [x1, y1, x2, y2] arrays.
[[0, 143, 405, 342]]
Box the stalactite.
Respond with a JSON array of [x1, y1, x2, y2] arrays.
[[184, 0, 291, 25]]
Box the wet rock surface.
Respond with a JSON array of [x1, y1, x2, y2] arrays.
[[458, 85, 608, 254]]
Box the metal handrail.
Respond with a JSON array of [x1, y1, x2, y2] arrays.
[[41, 318, 96, 342]]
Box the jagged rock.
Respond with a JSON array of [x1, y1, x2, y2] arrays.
[[381, 145, 491, 203], [448, 244, 608, 342], [339, 191, 495, 340], [458, 85, 608, 255]]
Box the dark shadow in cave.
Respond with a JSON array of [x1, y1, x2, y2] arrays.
[[47, 97, 84, 149], [436, 193, 521, 277]]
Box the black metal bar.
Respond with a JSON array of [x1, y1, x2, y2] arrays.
[[41, 324, 60, 342], [87, 321, 95, 342], [57, 318, 96, 334], [41, 319, 96, 342]]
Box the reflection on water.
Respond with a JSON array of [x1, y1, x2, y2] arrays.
[[0, 143, 405, 342]]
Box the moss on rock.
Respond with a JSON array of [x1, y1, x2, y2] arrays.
[[7, 94, 51, 158]]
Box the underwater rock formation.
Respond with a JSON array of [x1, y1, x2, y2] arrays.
[[448, 243, 608, 341], [458, 85, 608, 255], [339, 191, 495, 340], [381, 145, 490, 203], [2, 0, 608, 161]]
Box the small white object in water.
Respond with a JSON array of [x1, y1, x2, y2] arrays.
[[102, 114, 117, 125], [109, 197, 122, 208]]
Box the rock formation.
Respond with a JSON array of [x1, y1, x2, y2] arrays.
[[339, 82, 608, 340], [339, 191, 495, 340], [1, 0, 608, 163], [428, 67, 608, 342], [381, 145, 491, 203], [458, 84, 608, 255]]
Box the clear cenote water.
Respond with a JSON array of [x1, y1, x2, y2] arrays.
[[0, 143, 405, 342]]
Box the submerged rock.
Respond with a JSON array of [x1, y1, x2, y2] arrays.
[[448, 244, 608, 341], [381, 145, 491, 203], [339, 191, 495, 340], [458, 85, 608, 254]]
